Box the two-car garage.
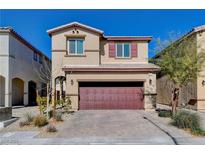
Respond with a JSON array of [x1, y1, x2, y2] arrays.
[[79, 82, 144, 110]]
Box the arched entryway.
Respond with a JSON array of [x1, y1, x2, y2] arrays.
[[55, 76, 66, 101], [0, 75, 5, 107], [28, 81, 37, 106], [12, 78, 24, 106]]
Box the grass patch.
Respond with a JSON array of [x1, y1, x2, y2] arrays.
[[158, 110, 172, 117], [172, 110, 205, 136]]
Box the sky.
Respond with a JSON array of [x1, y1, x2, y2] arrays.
[[1, 9, 205, 59]]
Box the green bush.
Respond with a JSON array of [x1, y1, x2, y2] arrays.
[[46, 124, 57, 133], [33, 115, 48, 127], [57, 99, 65, 107], [55, 111, 63, 121], [172, 110, 205, 135], [158, 110, 172, 117], [37, 96, 47, 114], [63, 97, 72, 113]]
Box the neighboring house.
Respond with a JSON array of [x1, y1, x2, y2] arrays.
[[154, 25, 205, 111], [47, 22, 160, 110], [0, 27, 50, 107]]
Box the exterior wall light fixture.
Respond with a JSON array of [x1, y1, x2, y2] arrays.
[[71, 79, 74, 86], [202, 80, 205, 86], [149, 79, 152, 85]]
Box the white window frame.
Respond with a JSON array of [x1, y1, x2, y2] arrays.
[[67, 39, 84, 55], [115, 43, 131, 58]]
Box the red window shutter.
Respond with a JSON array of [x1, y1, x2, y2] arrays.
[[109, 42, 116, 57], [131, 42, 138, 57]]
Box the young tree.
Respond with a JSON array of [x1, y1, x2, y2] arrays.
[[153, 32, 205, 115], [33, 56, 51, 119]]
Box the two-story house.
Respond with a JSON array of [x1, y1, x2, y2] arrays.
[[48, 22, 160, 110], [0, 27, 50, 107]]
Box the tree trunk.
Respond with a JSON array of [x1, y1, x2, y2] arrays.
[[36, 89, 42, 115], [171, 87, 180, 116], [46, 83, 49, 119], [53, 81, 56, 118]]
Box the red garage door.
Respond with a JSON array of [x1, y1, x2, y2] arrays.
[[79, 87, 144, 110]]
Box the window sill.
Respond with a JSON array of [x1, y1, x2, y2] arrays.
[[115, 57, 132, 59], [65, 54, 86, 57]]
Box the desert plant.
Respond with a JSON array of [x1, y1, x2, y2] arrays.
[[55, 111, 63, 121], [172, 110, 204, 135], [24, 112, 34, 123], [56, 99, 65, 107], [46, 124, 57, 133], [19, 113, 34, 127], [158, 110, 172, 117], [33, 115, 48, 127], [37, 96, 47, 115], [63, 97, 72, 113]]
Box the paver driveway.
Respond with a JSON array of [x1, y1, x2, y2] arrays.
[[52, 110, 175, 144], [2, 107, 204, 144]]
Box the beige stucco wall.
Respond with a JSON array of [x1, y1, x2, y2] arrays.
[[50, 25, 155, 110], [51, 27, 150, 80], [196, 31, 205, 111], [65, 72, 156, 111], [100, 40, 148, 64], [51, 27, 101, 81]]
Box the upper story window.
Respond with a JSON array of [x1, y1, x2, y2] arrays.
[[116, 43, 131, 58], [39, 55, 42, 64], [67, 39, 84, 55], [33, 52, 38, 61]]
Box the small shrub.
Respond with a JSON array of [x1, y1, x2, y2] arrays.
[[37, 96, 47, 114], [46, 124, 57, 133], [191, 128, 205, 136], [57, 99, 65, 107], [24, 112, 34, 123], [55, 111, 63, 121], [63, 97, 72, 113], [33, 115, 48, 127], [172, 110, 205, 135], [158, 110, 172, 117], [19, 121, 30, 127]]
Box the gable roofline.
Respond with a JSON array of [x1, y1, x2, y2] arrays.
[[0, 27, 50, 61], [153, 24, 205, 59], [47, 22, 104, 36], [47, 22, 152, 42]]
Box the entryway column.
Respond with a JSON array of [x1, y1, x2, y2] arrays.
[[24, 82, 28, 106], [5, 77, 12, 107], [66, 73, 78, 111], [144, 73, 157, 110]]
